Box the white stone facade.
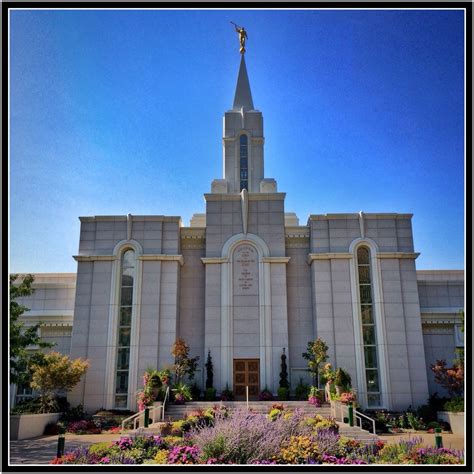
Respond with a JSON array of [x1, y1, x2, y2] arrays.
[[13, 55, 464, 413]]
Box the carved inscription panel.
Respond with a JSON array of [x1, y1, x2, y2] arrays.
[[233, 244, 258, 296]]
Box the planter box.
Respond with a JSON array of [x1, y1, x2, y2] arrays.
[[437, 411, 464, 435], [10, 413, 61, 440]]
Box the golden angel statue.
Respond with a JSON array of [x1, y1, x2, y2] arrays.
[[231, 22, 248, 54]]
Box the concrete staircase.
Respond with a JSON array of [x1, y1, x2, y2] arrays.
[[163, 401, 332, 421], [336, 423, 379, 442], [132, 401, 378, 443]]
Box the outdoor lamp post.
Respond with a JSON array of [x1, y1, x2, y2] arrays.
[[56, 422, 66, 458]]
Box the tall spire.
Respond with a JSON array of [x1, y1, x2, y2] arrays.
[[233, 55, 254, 111]]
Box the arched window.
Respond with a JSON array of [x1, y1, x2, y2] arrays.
[[114, 249, 135, 408], [239, 135, 248, 191], [357, 246, 381, 407]]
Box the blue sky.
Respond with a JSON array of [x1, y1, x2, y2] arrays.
[[10, 8, 465, 273]]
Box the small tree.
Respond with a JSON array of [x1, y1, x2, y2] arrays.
[[431, 359, 464, 397], [279, 348, 289, 389], [171, 338, 199, 385], [10, 274, 54, 386], [30, 351, 89, 412], [205, 350, 214, 389], [302, 338, 329, 388]]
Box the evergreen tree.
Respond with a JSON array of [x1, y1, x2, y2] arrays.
[[205, 350, 214, 389], [279, 348, 289, 389]]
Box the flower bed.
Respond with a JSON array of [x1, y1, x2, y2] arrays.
[[50, 410, 464, 465]]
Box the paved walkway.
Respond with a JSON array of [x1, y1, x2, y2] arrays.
[[9, 433, 122, 465], [378, 431, 465, 451]]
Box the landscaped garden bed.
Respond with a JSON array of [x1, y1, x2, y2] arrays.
[[50, 405, 464, 465]]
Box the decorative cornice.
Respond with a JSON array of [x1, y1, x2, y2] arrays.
[[31, 283, 76, 289], [248, 193, 286, 201], [261, 257, 290, 264], [307, 253, 352, 264], [204, 193, 286, 201], [181, 228, 206, 250], [285, 226, 310, 249], [79, 215, 182, 224], [285, 226, 310, 239], [308, 213, 413, 221], [21, 310, 74, 318], [73, 255, 116, 262], [74, 254, 185, 265], [420, 307, 464, 314], [139, 255, 184, 266], [204, 194, 241, 202], [181, 228, 206, 238], [201, 257, 229, 264], [376, 252, 420, 259]]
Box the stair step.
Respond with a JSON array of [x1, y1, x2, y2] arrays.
[[163, 401, 331, 421]]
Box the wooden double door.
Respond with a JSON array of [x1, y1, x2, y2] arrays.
[[233, 359, 260, 400]]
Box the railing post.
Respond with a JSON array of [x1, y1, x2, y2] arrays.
[[246, 386, 249, 409], [348, 404, 354, 427], [144, 407, 150, 428]]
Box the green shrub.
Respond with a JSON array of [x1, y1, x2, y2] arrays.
[[426, 421, 441, 429], [277, 387, 289, 401], [190, 383, 201, 401], [334, 368, 352, 391], [443, 397, 464, 412], [294, 379, 310, 400], [88, 442, 117, 458], [171, 420, 185, 436], [406, 411, 425, 430], [220, 385, 234, 401], [204, 387, 216, 401], [11, 398, 44, 415]]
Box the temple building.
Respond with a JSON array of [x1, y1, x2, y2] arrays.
[[12, 52, 464, 413]]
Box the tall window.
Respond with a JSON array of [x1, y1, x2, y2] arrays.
[[115, 249, 135, 408], [357, 246, 381, 407], [239, 135, 248, 191]]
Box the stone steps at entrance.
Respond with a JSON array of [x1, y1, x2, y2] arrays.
[[132, 401, 378, 443], [337, 423, 379, 442], [163, 401, 331, 421]]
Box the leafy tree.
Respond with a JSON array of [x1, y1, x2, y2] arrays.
[[302, 338, 329, 388], [205, 350, 214, 389], [30, 351, 89, 412], [279, 348, 289, 389], [431, 359, 464, 397], [10, 274, 54, 386], [171, 338, 199, 385]]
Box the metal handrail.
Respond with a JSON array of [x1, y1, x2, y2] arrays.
[[330, 400, 376, 435], [162, 386, 170, 421], [354, 409, 376, 434], [121, 409, 144, 431], [121, 403, 164, 431]]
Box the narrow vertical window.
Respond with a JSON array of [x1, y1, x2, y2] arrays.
[[357, 246, 381, 407], [240, 135, 248, 191], [115, 249, 135, 408]]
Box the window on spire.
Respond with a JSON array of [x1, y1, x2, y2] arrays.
[[356, 246, 381, 407], [114, 248, 135, 408], [240, 135, 248, 191]]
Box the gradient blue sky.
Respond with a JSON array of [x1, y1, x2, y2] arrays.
[[10, 8, 465, 273]]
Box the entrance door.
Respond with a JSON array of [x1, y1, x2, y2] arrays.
[[233, 359, 260, 400]]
